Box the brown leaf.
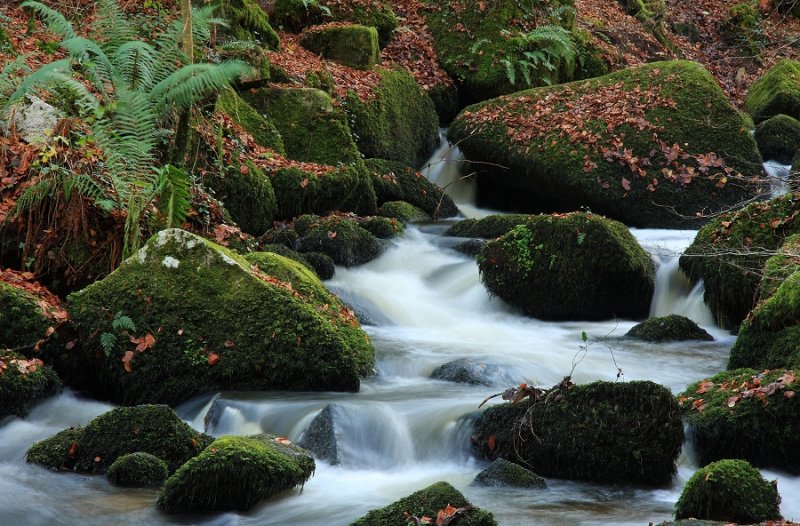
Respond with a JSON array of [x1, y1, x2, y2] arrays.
[[696, 380, 715, 394], [122, 351, 135, 373], [487, 434, 495, 451], [68, 442, 78, 459], [785, 391, 796, 398], [208, 352, 220, 366], [45, 326, 56, 337]]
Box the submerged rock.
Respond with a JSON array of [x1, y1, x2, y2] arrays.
[[106, 452, 168, 487], [678, 369, 800, 473], [472, 458, 546, 488], [626, 315, 713, 342], [477, 212, 654, 320], [472, 380, 683, 485], [350, 481, 497, 526], [0, 350, 61, 420], [61, 229, 374, 405], [675, 459, 782, 523], [157, 434, 315, 513], [298, 404, 340, 464], [430, 357, 524, 387]]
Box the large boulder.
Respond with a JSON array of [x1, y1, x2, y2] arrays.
[[215, 87, 285, 154], [59, 229, 374, 405], [449, 61, 763, 228], [675, 459, 782, 524], [678, 369, 800, 472], [300, 24, 380, 70], [680, 192, 800, 330], [364, 158, 459, 219], [343, 69, 439, 167], [26, 405, 213, 473], [626, 315, 713, 342], [269, 165, 378, 219], [477, 212, 654, 320], [754, 113, 800, 164], [350, 481, 497, 526], [0, 273, 62, 350], [219, 0, 280, 49], [0, 351, 61, 420], [472, 380, 683, 485], [294, 215, 383, 267], [744, 59, 800, 124], [157, 434, 315, 513], [272, 0, 399, 46]]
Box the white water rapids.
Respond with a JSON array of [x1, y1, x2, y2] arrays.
[[1, 136, 799, 525]]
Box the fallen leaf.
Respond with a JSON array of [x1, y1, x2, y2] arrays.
[[121, 351, 135, 373], [208, 352, 220, 366], [487, 434, 496, 451]]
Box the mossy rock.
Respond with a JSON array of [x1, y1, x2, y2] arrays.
[[364, 158, 459, 219], [350, 481, 497, 526], [621, 0, 665, 19], [678, 369, 800, 472], [358, 216, 404, 238], [215, 87, 285, 154], [157, 434, 315, 513], [26, 405, 213, 473], [323, 0, 398, 47], [754, 113, 800, 164], [679, 192, 800, 330], [472, 458, 546, 488], [107, 452, 169, 487], [60, 229, 374, 405], [298, 404, 340, 464], [477, 212, 654, 320], [0, 282, 53, 350], [295, 215, 383, 267], [243, 251, 339, 306], [422, 0, 576, 102], [449, 61, 763, 228], [344, 68, 439, 167], [269, 165, 378, 219], [241, 86, 362, 166], [214, 43, 273, 90], [203, 159, 277, 237], [378, 201, 430, 222], [300, 24, 380, 70], [0, 350, 61, 420], [675, 459, 781, 523], [271, 0, 326, 31], [219, 0, 280, 49], [745, 59, 800, 123], [444, 214, 533, 239], [472, 380, 683, 485], [302, 251, 336, 279], [721, 2, 766, 57], [626, 315, 713, 342]]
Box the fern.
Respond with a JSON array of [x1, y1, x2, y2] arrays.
[[100, 332, 118, 356], [20, 1, 77, 40], [155, 164, 192, 228], [111, 311, 136, 331], [501, 25, 576, 87]]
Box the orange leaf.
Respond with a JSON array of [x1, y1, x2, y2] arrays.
[[696, 380, 715, 394], [487, 434, 496, 451], [275, 437, 292, 445], [208, 352, 220, 366], [191, 438, 199, 448], [45, 326, 56, 337], [300, 178, 310, 188], [122, 351, 135, 373], [785, 391, 796, 398], [436, 504, 458, 526]]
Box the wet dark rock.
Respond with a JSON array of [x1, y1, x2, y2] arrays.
[[298, 404, 340, 464], [430, 357, 524, 387], [472, 458, 546, 488], [626, 315, 713, 342]]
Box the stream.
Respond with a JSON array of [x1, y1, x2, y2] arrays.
[[1, 135, 799, 525]]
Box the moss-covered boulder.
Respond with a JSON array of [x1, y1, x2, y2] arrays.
[[472, 380, 683, 485], [203, 159, 277, 237], [327, 0, 398, 47], [0, 276, 63, 350], [270, 165, 377, 219], [350, 481, 497, 526], [295, 215, 383, 266], [450, 61, 763, 228], [378, 201, 430, 222], [298, 404, 340, 464], [241, 87, 361, 166], [444, 214, 532, 239], [721, 2, 766, 56], [157, 434, 315, 513], [0, 351, 61, 420], [59, 229, 374, 405], [243, 251, 339, 306], [745, 59, 800, 124], [26, 405, 213, 473], [675, 459, 781, 523], [679, 192, 800, 330], [219, 0, 280, 49], [300, 23, 379, 70], [422, 0, 577, 102], [754, 113, 800, 163], [344, 69, 439, 167], [477, 212, 654, 320], [271, 0, 326, 31], [106, 452, 169, 487], [471, 458, 546, 488], [626, 315, 713, 342], [364, 158, 459, 219], [358, 216, 404, 239], [215, 87, 285, 154], [678, 369, 800, 472]]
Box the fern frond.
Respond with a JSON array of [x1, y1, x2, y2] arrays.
[[155, 165, 192, 228], [90, 0, 136, 54], [501, 59, 516, 85], [150, 61, 250, 114], [9, 59, 99, 114], [60, 37, 115, 90], [20, 1, 77, 40], [113, 40, 159, 92], [0, 54, 32, 100]]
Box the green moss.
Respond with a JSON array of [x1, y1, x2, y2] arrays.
[[324, 0, 399, 47], [572, 29, 609, 80], [300, 24, 380, 70], [344, 68, 439, 167], [271, 0, 325, 31], [444, 214, 533, 239], [220, 0, 280, 49], [675, 459, 781, 523], [295, 215, 382, 266], [745, 59, 800, 123], [350, 481, 497, 526], [157, 434, 315, 513], [477, 212, 654, 320], [721, 2, 765, 56], [0, 283, 52, 350], [269, 164, 377, 219], [244, 251, 335, 304], [242, 86, 362, 166], [60, 229, 374, 405], [364, 158, 459, 218], [25, 427, 83, 470], [472, 458, 546, 488], [678, 369, 800, 472], [301, 251, 336, 280], [450, 60, 763, 228], [107, 452, 169, 487], [203, 159, 277, 236], [378, 201, 430, 222], [472, 380, 683, 485], [680, 192, 800, 330], [214, 43, 272, 89], [358, 216, 404, 238], [621, 0, 665, 19], [215, 87, 285, 154], [754, 113, 800, 163], [0, 350, 62, 419], [626, 314, 713, 342]]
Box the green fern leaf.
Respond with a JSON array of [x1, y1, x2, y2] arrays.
[[21, 1, 77, 40]]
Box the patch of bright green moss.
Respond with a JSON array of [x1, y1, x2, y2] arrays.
[[378, 201, 430, 222], [754, 113, 800, 163], [0, 350, 61, 419], [220, 0, 280, 49], [324, 0, 399, 47], [0, 283, 52, 350], [444, 214, 533, 239], [215, 87, 285, 154], [745, 59, 800, 123], [107, 452, 169, 487], [300, 24, 380, 70]]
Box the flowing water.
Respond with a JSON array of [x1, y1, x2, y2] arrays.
[[2, 136, 799, 525]]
